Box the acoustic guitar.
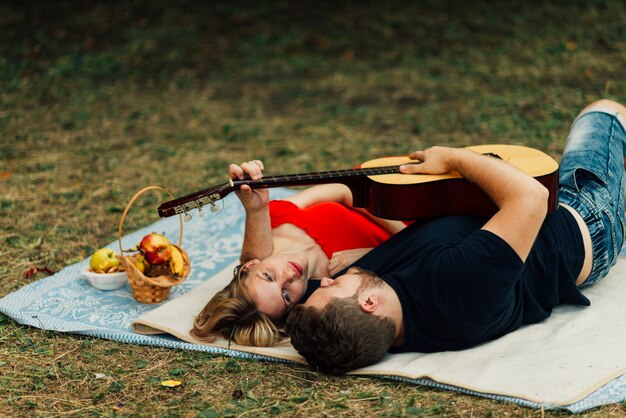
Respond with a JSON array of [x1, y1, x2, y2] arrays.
[[157, 144, 560, 221]]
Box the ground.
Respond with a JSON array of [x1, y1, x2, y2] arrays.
[[2, 1, 626, 416]]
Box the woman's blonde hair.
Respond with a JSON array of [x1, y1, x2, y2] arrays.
[[190, 264, 284, 346]]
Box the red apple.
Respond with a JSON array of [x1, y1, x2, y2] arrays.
[[138, 233, 172, 265]]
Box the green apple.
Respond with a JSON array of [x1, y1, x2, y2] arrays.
[[90, 248, 120, 272]]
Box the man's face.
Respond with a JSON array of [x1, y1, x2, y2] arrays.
[[304, 267, 382, 309]]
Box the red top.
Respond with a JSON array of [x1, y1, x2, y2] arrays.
[[269, 200, 392, 258]]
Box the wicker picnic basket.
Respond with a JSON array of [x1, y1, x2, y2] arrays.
[[117, 186, 191, 304]]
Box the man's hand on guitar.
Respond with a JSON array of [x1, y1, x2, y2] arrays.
[[229, 160, 269, 212], [400, 146, 458, 175]]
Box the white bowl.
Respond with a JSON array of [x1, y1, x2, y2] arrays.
[[81, 264, 128, 290]]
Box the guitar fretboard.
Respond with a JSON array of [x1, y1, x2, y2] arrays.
[[232, 165, 405, 188]]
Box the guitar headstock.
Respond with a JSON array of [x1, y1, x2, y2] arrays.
[[157, 182, 233, 220]]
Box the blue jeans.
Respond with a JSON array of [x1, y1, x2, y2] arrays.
[[558, 106, 626, 286]]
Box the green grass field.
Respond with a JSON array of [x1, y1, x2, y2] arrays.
[[2, 1, 626, 416]]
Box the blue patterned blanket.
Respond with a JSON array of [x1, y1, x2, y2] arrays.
[[1, 189, 625, 413]]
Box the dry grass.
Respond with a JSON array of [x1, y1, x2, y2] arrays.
[[2, 1, 626, 416]]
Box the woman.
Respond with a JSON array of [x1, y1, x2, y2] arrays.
[[191, 160, 406, 346]]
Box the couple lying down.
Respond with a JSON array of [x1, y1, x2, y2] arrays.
[[192, 100, 626, 375]]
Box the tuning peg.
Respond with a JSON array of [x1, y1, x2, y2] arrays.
[[210, 203, 220, 213], [196, 200, 205, 217]]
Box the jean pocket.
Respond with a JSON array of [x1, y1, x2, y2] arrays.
[[573, 166, 608, 190]]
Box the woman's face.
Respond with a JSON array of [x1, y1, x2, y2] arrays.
[[242, 254, 309, 321]]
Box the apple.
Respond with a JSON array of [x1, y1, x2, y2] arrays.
[[90, 248, 120, 272], [138, 233, 172, 265]]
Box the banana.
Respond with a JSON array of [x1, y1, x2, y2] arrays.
[[135, 255, 147, 273], [169, 245, 185, 278]]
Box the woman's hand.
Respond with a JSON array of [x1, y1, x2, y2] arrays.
[[229, 160, 270, 212], [328, 248, 373, 276]]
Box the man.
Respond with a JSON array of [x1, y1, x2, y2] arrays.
[[285, 100, 626, 375]]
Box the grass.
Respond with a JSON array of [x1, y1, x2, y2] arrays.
[[2, 0, 626, 416]]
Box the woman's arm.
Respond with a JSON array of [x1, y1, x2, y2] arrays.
[[287, 184, 406, 234], [400, 147, 549, 261], [230, 161, 274, 262], [286, 184, 352, 208]]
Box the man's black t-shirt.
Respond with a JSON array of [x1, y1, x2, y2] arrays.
[[305, 206, 589, 353]]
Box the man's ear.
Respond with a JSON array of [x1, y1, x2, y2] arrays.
[[241, 259, 260, 272], [359, 294, 378, 314]]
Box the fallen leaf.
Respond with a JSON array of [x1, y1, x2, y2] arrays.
[[161, 380, 182, 387], [23, 266, 56, 278]]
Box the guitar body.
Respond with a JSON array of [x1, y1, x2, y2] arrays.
[[157, 144, 560, 221], [360, 145, 560, 220]]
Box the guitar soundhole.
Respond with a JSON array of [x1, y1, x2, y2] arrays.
[[482, 152, 502, 159]]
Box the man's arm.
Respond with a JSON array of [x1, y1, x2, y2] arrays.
[[400, 147, 549, 261]]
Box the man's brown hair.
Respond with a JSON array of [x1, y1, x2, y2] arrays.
[[285, 292, 396, 375]]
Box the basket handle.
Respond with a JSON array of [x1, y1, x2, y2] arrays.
[[118, 186, 183, 255]]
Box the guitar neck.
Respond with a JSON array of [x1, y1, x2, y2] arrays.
[[157, 164, 405, 218], [234, 164, 402, 188]]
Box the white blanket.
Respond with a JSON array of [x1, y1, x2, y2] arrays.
[[132, 257, 626, 406]]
